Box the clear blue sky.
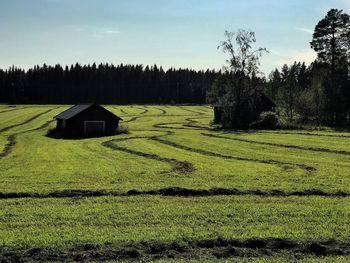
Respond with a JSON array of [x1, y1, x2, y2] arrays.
[[0, 0, 348, 75]]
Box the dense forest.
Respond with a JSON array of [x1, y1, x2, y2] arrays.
[[0, 64, 217, 104], [0, 8, 349, 127]]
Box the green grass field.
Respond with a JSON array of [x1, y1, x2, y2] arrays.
[[0, 104, 350, 262]]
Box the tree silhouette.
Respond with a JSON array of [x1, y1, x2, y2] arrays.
[[0, 63, 217, 104], [207, 29, 269, 128], [310, 9, 350, 124]]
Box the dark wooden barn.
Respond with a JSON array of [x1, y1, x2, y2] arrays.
[[54, 104, 122, 137], [213, 90, 276, 126]]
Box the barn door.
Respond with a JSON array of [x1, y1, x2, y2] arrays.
[[84, 121, 105, 136]]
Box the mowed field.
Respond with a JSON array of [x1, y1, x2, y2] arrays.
[[0, 104, 350, 262]]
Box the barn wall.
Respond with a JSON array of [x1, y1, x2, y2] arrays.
[[56, 119, 63, 130], [214, 107, 222, 124], [64, 105, 120, 136]]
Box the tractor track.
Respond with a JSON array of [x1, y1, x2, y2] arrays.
[[0, 108, 57, 134], [0, 187, 348, 199], [125, 114, 198, 124], [151, 136, 315, 173], [0, 107, 21, 114], [120, 108, 128, 115], [153, 121, 211, 131], [146, 119, 315, 173], [202, 133, 350, 156], [101, 132, 195, 174], [0, 108, 58, 160], [177, 106, 205, 115], [132, 106, 149, 115], [183, 117, 212, 130], [151, 106, 167, 115], [123, 116, 139, 123], [260, 130, 350, 138], [1, 237, 350, 261], [153, 122, 190, 130], [0, 120, 55, 160]]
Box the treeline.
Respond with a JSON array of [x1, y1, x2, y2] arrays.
[[265, 9, 349, 126], [0, 64, 218, 104], [266, 60, 349, 126]]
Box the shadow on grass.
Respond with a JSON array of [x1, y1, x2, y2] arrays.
[[45, 125, 129, 140]]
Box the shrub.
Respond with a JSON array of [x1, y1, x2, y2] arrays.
[[46, 128, 63, 138], [115, 124, 130, 135], [250, 111, 281, 129]]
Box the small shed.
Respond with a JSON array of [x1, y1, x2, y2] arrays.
[[213, 90, 276, 126], [54, 104, 122, 136]]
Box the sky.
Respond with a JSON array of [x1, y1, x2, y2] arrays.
[[0, 0, 349, 75]]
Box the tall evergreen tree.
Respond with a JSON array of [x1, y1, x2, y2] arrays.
[[311, 8, 350, 124]]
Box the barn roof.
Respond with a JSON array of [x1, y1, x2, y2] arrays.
[[54, 104, 122, 120]]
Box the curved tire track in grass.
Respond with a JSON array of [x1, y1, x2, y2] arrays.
[[123, 116, 139, 123], [151, 106, 167, 115], [132, 106, 149, 115], [196, 106, 212, 113], [0, 120, 55, 160], [126, 113, 193, 124], [153, 120, 211, 131], [151, 118, 315, 172], [0, 107, 21, 114], [153, 122, 191, 130], [119, 106, 149, 116], [151, 136, 315, 173], [177, 106, 205, 115], [0, 108, 57, 134], [151, 113, 212, 131], [202, 133, 350, 156], [183, 117, 212, 130], [120, 108, 128, 115], [260, 130, 350, 138], [123, 114, 156, 123], [101, 132, 195, 174], [1, 238, 350, 261], [0, 134, 16, 159], [0, 108, 58, 160]]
